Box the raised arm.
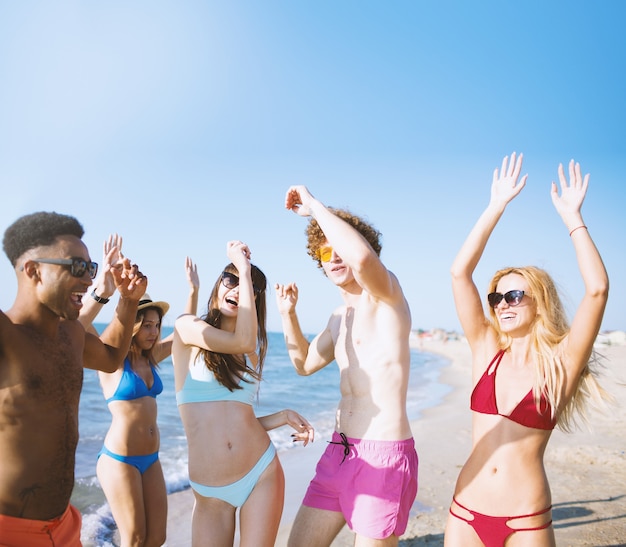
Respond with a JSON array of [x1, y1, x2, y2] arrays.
[[257, 409, 315, 446], [551, 160, 609, 373], [175, 241, 257, 354], [83, 257, 147, 372], [156, 257, 200, 361], [450, 153, 527, 347], [275, 281, 335, 375], [183, 256, 200, 315], [285, 185, 397, 301], [78, 233, 123, 332]]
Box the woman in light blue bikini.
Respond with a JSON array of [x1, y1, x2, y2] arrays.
[[80, 236, 199, 547], [172, 240, 314, 547]]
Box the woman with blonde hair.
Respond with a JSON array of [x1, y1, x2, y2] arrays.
[[444, 153, 609, 547], [172, 240, 314, 547]]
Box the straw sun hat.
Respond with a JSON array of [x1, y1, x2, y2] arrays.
[[137, 294, 170, 316]]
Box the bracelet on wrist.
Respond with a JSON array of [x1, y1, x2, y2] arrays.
[[91, 289, 110, 304], [569, 225, 587, 237]]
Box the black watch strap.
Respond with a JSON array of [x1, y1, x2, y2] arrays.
[[91, 289, 110, 304]]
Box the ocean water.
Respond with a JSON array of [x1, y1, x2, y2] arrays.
[[73, 329, 450, 546]]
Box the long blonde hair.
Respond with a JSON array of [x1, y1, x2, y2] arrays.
[[488, 266, 607, 431]]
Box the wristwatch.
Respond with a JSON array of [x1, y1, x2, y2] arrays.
[[91, 289, 110, 304]]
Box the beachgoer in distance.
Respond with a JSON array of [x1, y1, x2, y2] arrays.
[[0, 212, 146, 547], [79, 237, 200, 547], [172, 240, 314, 547], [444, 154, 610, 547], [275, 186, 418, 547]]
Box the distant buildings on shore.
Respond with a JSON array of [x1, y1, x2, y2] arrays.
[[596, 330, 626, 346], [410, 328, 458, 344], [412, 328, 626, 347]]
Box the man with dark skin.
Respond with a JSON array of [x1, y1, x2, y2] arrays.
[[0, 211, 146, 546]]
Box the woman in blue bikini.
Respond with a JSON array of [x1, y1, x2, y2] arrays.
[[172, 240, 314, 547], [444, 153, 609, 547], [81, 237, 199, 546]]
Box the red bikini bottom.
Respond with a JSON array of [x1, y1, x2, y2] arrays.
[[449, 497, 552, 547]]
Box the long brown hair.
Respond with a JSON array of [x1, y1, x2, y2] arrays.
[[198, 263, 268, 391]]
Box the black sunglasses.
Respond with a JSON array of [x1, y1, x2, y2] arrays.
[[487, 290, 526, 308], [33, 257, 99, 279], [221, 271, 263, 294]]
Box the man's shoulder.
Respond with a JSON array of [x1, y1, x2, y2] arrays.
[[0, 308, 21, 341], [0, 312, 86, 350], [327, 304, 348, 323], [360, 286, 410, 317]]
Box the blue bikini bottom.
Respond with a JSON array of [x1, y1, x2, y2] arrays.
[[98, 445, 159, 475]]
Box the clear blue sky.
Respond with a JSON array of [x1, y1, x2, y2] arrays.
[[1, 1, 624, 334]]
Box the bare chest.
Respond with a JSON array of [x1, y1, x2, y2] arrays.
[[332, 306, 405, 396], [1, 326, 84, 418]]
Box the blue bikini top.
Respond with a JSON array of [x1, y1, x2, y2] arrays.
[[106, 357, 164, 404], [176, 354, 258, 406]]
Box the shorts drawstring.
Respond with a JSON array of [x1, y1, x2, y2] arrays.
[[327, 432, 354, 465]]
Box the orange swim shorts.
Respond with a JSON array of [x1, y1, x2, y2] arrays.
[[0, 504, 82, 546]]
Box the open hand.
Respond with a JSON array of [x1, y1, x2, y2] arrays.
[[490, 152, 527, 208], [185, 256, 200, 291], [97, 233, 123, 298], [550, 159, 589, 219]]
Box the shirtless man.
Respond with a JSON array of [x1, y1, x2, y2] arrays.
[[275, 186, 418, 547], [0, 211, 146, 546]]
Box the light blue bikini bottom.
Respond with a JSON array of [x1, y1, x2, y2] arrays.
[[189, 442, 276, 507]]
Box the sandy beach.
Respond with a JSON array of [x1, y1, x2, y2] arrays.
[[163, 338, 626, 546]]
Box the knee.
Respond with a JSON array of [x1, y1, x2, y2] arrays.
[[144, 531, 167, 547], [123, 530, 147, 547], [122, 523, 155, 547]]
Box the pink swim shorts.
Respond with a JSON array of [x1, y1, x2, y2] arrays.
[[302, 432, 418, 539]]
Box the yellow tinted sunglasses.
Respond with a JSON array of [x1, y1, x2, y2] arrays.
[[317, 246, 333, 263]]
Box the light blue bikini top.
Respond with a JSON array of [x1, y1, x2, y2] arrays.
[[106, 357, 163, 404], [175, 355, 258, 406]]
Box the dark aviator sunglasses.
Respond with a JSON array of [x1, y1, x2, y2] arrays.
[[31, 257, 99, 279], [221, 271, 263, 294], [487, 290, 526, 308]]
